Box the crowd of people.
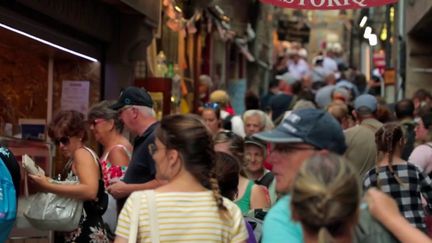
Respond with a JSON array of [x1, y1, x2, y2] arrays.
[[2, 42, 432, 243]]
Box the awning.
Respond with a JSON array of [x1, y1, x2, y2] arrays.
[[260, 0, 398, 10]]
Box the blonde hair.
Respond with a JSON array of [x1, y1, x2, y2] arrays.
[[291, 153, 360, 243], [327, 102, 348, 125]]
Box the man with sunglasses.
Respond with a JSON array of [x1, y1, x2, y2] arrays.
[[108, 87, 162, 208], [252, 108, 347, 243]]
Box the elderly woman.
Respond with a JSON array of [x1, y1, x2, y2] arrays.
[[115, 114, 247, 242], [29, 110, 108, 242], [88, 100, 132, 237], [88, 101, 132, 188]]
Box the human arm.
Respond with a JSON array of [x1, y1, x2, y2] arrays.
[[251, 185, 270, 210], [114, 237, 127, 243], [29, 148, 99, 200], [107, 146, 130, 167], [365, 188, 432, 243], [419, 170, 432, 206], [107, 179, 165, 199]]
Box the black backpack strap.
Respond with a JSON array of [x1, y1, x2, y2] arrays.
[[222, 115, 234, 130], [256, 172, 274, 188]]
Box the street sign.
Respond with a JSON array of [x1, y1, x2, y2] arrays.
[[260, 0, 398, 10]]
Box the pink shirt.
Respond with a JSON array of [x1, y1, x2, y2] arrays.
[[409, 144, 432, 174]]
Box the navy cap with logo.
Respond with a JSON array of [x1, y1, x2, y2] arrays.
[[111, 87, 153, 110], [253, 108, 347, 155]]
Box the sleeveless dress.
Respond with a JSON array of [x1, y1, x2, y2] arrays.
[[100, 145, 131, 188], [58, 147, 109, 243], [236, 180, 254, 215], [100, 145, 131, 237]]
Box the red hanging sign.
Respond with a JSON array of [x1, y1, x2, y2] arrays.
[[260, 0, 398, 10]]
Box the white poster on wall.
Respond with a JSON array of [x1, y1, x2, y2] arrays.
[[60, 81, 90, 116]]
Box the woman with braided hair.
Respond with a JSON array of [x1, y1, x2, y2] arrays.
[[115, 114, 248, 243], [363, 122, 432, 231]]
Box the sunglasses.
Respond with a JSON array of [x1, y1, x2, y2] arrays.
[[88, 119, 104, 127], [54, 136, 70, 146], [204, 102, 220, 109]]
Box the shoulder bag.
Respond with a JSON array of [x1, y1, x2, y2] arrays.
[[128, 190, 160, 243], [24, 146, 104, 231], [23, 157, 83, 231]]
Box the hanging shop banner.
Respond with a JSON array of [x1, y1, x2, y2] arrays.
[[260, 0, 398, 10]]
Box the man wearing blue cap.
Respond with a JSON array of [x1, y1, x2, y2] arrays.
[[253, 108, 347, 243], [344, 94, 383, 177]]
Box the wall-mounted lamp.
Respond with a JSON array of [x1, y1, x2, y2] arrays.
[[380, 25, 388, 41], [359, 16, 367, 28], [369, 34, 378, 46], [364, 26, 372, 39], [0, 23, 98, 62]]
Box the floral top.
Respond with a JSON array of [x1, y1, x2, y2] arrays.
[[100, 145, 131, 188]]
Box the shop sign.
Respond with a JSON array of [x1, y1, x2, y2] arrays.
[[260, 0, 398, 10]]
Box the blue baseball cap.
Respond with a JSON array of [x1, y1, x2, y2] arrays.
[[253, 108, 347, 155], [354, 94, 377, 112]]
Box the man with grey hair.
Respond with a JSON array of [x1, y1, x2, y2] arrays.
[[243, 109, 273, 137], [344, 94, 383, 177], [108, 87, 163, 208]]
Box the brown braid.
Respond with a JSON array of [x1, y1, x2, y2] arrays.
[[375, 123, 406, 188], [209, 172, 230, 220]]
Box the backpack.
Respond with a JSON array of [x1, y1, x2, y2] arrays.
[[245, 216, 263, 242], [0, 154, 17, 242]]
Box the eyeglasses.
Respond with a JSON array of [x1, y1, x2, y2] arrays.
[[54, 136, 70, 146], [271, 144, 316, 153], [119, 106, 133, 115], [204, 102, 220, 110], [89, 119, 104, 127], [148, 143, 167, 156]]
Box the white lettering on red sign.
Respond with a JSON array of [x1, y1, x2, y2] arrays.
[[277, 0, 369, 7], [310, 0, 325, 7]]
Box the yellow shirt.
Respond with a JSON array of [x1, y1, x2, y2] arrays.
[[116, 190, 248, 242]]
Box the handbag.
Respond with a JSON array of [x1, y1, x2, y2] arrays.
[[128, 190, 160, 243], [23, 182, 83, 231], [24, 154, 84, 231]]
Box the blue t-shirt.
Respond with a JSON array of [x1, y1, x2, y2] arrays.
[[262, 195, 303, 243]]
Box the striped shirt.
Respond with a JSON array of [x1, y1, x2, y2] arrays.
[[116, 190, 248, 242]]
